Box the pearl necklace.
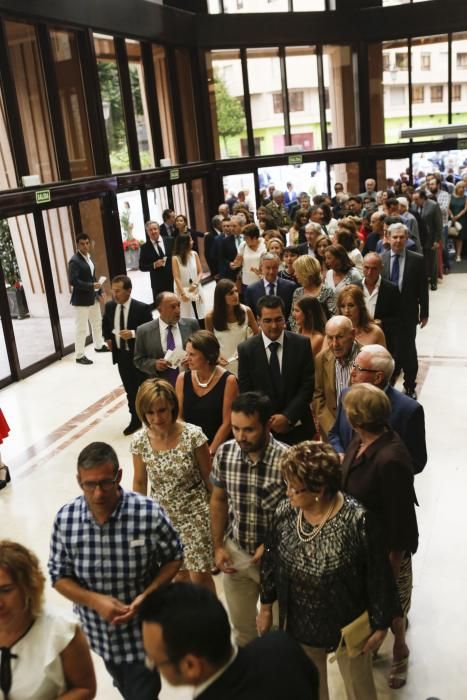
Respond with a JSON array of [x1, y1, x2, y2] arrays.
[[194, 368, 217, 388], [296, 497, 336, 543]]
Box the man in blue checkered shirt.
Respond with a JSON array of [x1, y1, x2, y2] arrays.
[[48, 441, 183, 700]]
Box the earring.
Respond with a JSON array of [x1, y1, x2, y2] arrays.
[[315, 496, 319, 502]]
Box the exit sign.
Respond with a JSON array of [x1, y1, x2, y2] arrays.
[[169, 168, 180, 181], [288, 154, 303, 166], [35, 190, 51, 204]]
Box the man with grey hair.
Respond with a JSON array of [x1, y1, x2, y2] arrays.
[[49, 441, 183, 700], [297, 222, 322, 256], [313, 316, 361, 438], [362, 252, 400, 355], [381, 224, 428, 399], [328, 344, 427, 473], [266, 190, 291, 228], [397, 197, 421, 252], [139, 220, 174, 303], [360, 177, 377, 202], [245, 252, 296, 318]]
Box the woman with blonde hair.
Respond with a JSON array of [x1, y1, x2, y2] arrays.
[[0, 540, 96, 699], [131, 379, 215, 591], [337, 284, 386, 347], [289, 255, 336, 331]]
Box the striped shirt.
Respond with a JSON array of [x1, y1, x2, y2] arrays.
[[211, 435, 286, 554], [48, 489, 183, 663], [335, 342, 360, 401]]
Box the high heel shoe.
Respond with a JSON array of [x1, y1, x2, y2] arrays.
[[0, 465, 11, 489]]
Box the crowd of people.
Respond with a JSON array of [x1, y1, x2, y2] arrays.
[[6, 166, 465, 699]]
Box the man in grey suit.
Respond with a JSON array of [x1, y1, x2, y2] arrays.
[[411, 189, 442, 291], [134, 291, 199, 386]]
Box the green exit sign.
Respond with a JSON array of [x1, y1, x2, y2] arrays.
[[288, 154, 303, 166], [35, 189, 51, 204], [169, 168, 180, 181], [458, 138, 467, 150]]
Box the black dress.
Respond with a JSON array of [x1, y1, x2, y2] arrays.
[[182, 370, 232, 445]]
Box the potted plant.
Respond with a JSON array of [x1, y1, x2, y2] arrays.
[[0, 219, 29, 319], [122, 238, 143, 271]]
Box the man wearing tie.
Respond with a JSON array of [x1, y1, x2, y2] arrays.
[[238, 295, 315, 445], [245, 253, 296, 319], [139, 221, 173, 304], [102, 275, 153, 435], [220, 215, 243, 281], [159, 208, 177, 238], [134, 292, 199, 385], [382, 223, 428, 399]]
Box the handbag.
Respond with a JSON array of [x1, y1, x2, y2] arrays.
[[330, 610, 372, 662], [448, 220, 462, 237]]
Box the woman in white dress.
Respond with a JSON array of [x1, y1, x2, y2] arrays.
[[204, 279, 258, 376], [172, 233, 205, 326], [230, 223, 266, 292], [0, 540, 95, 700]]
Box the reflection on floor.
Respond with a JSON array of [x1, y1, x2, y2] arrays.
[[1, 273, 466, 699]]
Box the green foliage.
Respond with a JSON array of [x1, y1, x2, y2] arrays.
[[214, 74, 246, 156], [0, 219, 21, 286], [97, 60, 127, 154]]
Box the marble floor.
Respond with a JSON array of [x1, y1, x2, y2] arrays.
[[1, 271, 466, 699]]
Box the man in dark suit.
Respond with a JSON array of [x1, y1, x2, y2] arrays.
[[102, 275, 153, 435], [220, 215, 242, 281], [238, 295, 315, 444], [204, 215, 223, 278], [382, 223, 429, 399], [68, 232, 109, 365], [411, 189, 442, 290], [362, 252, 401, 356], [133, 291, 198, 384], [245, 253, 296, 319], [159, 208, 177, 238], [329, 344, 427, 474], [140, 583, 319, 700], [296, 222, 321, 257], [139, 221, 174, 304]]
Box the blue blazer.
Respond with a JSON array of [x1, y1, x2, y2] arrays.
[[245, 278, 296, 319], [328, 385, 427, 474]]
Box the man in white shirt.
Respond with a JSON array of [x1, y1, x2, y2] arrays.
[[68, 233, 109, 365], [362, 253, 401, 356], [133, 291, 198, 384]]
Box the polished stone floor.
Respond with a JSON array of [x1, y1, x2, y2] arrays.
[[1, 271, 466, 699]]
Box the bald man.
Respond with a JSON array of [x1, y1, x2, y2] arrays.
[[312, 316, 361, 439]]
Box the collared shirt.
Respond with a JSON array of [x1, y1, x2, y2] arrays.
[[159, 318, 183, 353], [307, 246, 316, 257], [153, 236, 166, 256], [390, 250, 405, 291], [261, 330, 285, 371], [363, 275, 381, 319], [335, 342, 360, 399], [193, 646, 238, 698], [48, 489, 183, 664], [435, 190, 451, 226], [113, 299, 134, 349], [211, 435, 287, 554], [262, 278, 279, 296]]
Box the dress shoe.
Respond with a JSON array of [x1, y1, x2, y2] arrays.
[[123, 419, 142, 436], [430, 283, 437, 291], [0, 465, 11, 490], [404, 389, 417, 400], [95, 345, 110, 353], [76, 356, 93, 365]]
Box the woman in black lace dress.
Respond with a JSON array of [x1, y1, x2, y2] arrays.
[[258, 441, 399, 700]]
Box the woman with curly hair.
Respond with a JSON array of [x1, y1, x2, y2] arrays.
[[337, 284, 386, 348], [289, 255, 336, 331]]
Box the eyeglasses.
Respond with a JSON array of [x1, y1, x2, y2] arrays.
[[283, 480, 308, 495], [351, 362, 379, 373], [79, 474, 119, 492]]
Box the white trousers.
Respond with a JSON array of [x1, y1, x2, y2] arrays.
[[74, 302, 104, 357]]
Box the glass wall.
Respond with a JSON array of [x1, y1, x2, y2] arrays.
[[411, 35, 449, 139], [94, 33, 130, 173], [0, 89, 18, 189], [148, 186, 170, 224], [125, 40, 155, 169], [370, 39, 410, 144], [4, 21, 59, 184], [50, 28, 95, 178], [452, 32, 467, 127], [206, 50, 247, 159], [258, 162, 328, 199], [223, 174, 257, 213], [329, 162, 359, 194], [247, 48, 285, 156], [323, 45, 358, 148], [174, 49, 200, 163], [285, 47, 322, 150], [152, 45, 178, 165]]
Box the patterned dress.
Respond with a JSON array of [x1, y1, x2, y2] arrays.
[[130, 422, 213, 571]]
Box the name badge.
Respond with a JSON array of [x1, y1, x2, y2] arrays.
[[130, 539, 145, 548]]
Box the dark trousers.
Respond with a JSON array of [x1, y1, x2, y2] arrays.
[[105, 659, 160, 700], [424, 246, 438, 282], [116, 349, 146, 419], [394, 323, 418, 391]]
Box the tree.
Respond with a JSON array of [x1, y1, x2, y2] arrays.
[[214, 74, 246, 157], [0, 219, 21, 286]]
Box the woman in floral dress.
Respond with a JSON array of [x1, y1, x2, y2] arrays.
[[131, 378, 215, 591]]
